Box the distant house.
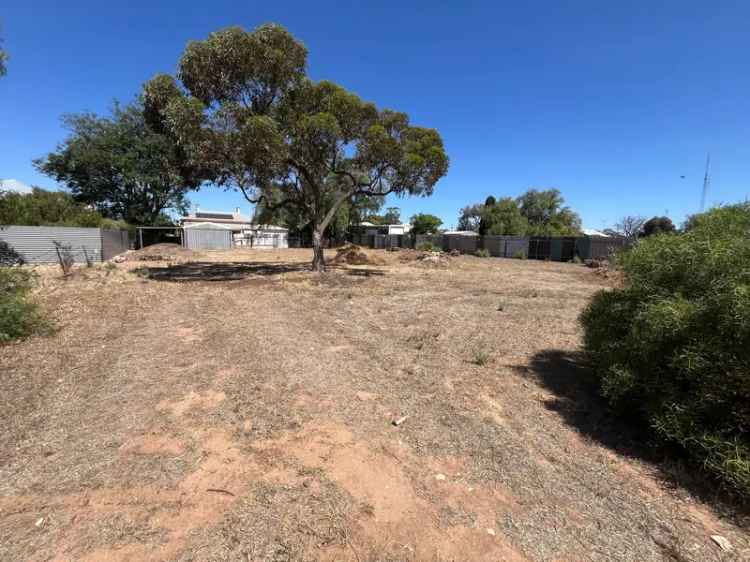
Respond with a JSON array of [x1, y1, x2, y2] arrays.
[[181, 208, 289, 248], [357, 221, 413, 236], [0, 179, 33, 194]]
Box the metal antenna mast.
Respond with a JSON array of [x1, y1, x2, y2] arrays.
[[700, 153, 711, 212]]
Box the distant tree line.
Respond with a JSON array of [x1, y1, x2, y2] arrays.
[[457, 188, 582, 236], [0, 187, 128, 229], [611, 215, 677, 241]]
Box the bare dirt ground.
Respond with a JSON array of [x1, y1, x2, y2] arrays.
[[1, 247, 748, 561]]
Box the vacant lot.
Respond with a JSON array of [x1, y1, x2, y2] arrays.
[[1, 248, 747, 561]]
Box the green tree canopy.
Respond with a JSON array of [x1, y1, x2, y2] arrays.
[[381, 207, 402, 225], [143, 24, 448, 270], [457, 204, 483, 231], [516, 188, 581, 235], [640, 216, 676, 237], [410, 213, 443, 234], [34, 101, 202, 225], [460, 188, 581, 236], [482, 197, 528, 235], [0, 187, 126, 228]]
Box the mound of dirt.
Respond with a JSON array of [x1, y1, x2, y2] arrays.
[[329, 244, 386, 266], [396, 249, 424, 263], [126, 243, 199, 262], [413, 251, 451, 268]]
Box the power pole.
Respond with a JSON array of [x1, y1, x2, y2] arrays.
[[700, 153, 711, 212]]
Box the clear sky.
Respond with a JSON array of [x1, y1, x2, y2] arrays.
[[1, 1, 748, 229]]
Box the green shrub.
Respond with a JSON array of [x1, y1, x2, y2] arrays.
[[475, 248, 490, 258], [580, 203, 750, 497], [0, 268, 43, 342], [513, 248, 527, 259], [417, 242, 441, 253]]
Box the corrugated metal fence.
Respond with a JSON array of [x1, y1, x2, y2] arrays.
[[354, 232, 627, 261], [482, 236, 530, 258], [0, 226, 130, 265], [101, 229, 130, 260]]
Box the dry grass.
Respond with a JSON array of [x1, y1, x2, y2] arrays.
[[0, 248, 747, 561]]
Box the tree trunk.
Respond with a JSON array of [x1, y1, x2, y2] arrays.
[[311, 229, 325, 272]]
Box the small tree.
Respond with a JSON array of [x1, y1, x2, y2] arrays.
[[410, 213, 443, 234], [457, 204, 482, 231], [640, 216, 675, 237], [614, 215, 646, 242], [143, 24, 448, 271], [382, 207, 402, 225]]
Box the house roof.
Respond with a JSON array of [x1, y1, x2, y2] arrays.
[[183, 209, 253, 224], [183, 221, 233, 230], [582, 228, 610, 237], [0, 179, 33, 194]]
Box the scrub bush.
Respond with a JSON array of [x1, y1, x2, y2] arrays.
[[580, 203, 750, 497], [0, 268, 42, 342]]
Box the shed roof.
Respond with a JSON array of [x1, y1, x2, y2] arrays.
[[183, 221, 233, 230]]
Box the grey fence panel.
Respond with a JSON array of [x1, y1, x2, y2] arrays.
[[184, 228, 232, 250], [482, 236, 505, 257], [101, 229, 130, 260], [414, 234, 445, 249], [383, 234, 407, 249], [503, 237, 529, 258], [0, 225, 103, 264], [445, 235, 478, 254], [588, 236, 627, 260]]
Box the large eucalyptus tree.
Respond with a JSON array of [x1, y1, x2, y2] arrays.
[[144, 24, 448, 270]]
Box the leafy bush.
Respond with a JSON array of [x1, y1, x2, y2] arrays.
[[417, 242, 441, 253], [513, 248, 527, 259], [0, 268, 43, 342], [475, 248, 490, 258], [580, 203, 750, 497]]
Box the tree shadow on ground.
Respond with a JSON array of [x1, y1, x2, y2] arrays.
[[134, 261, 387, 282], [518, 349, 749, 519], [135, 261, 312, 282]]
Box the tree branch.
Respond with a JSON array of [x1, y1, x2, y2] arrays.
[[317, 188, 355, 234]]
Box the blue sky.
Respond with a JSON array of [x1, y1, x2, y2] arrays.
[[1, 1, 748, 229]]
